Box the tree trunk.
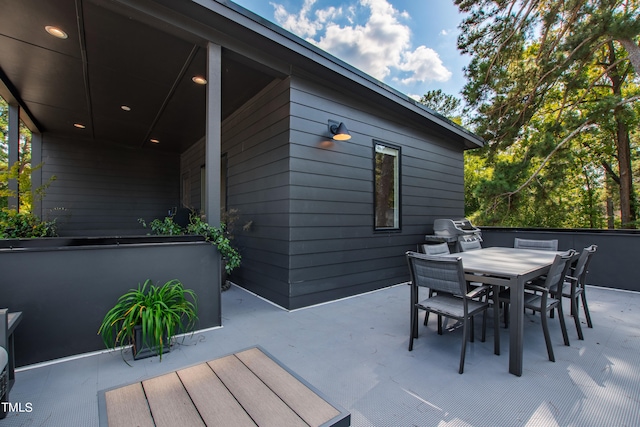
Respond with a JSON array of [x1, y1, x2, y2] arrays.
[[619, 38, 640, 76], [615, 119, 635, 228], [607, 41, 636, 229]]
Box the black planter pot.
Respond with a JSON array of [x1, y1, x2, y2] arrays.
[[132, 325, 170, 360]]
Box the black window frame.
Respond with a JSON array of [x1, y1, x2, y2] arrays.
[[373, 140, 401, 232]]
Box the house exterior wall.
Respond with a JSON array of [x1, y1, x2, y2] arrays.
[[180, 79, 293, 306], [40, 135, 180, 236], [221, 79, 293, 306], [187, 75, 465, 309], [283, 75, 465, 308]]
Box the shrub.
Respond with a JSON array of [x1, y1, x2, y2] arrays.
[[0, 208, 57, 238]]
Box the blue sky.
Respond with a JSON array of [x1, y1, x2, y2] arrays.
[[231, 0, 469, 101]]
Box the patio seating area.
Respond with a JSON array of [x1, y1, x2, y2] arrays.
[[4, 282, 640, 426]]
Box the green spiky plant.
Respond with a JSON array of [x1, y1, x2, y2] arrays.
[[98, 279, 198, 362]]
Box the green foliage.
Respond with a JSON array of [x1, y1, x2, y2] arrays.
[[2, 97, 57, 231], [418, 89, 463, 124], [456, 0, 640, 228], [186, 217, 242, 274], [97, 279, 198, 361], [0, 208, 57, 238], [140, 213, 241, 274], [138, 216, 183, 236]]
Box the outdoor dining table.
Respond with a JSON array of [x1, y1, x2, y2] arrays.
[[433, 246, 561, 376]]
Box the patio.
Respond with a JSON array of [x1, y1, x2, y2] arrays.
[[4, 282, 640, 426]]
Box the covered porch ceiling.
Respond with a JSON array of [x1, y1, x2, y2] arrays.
[[0, 0, 279, 153]]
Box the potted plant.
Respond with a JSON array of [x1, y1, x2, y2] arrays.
[[98, 279, 198, 362]]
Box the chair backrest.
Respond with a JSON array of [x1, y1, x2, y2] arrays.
[[543, 250, 576, 290], [406, 251, 466, 297], [573, 245, 597, 286], [514, 238, 558, 251], [459, 239, 482, 252], [419, 243, 450, 255]]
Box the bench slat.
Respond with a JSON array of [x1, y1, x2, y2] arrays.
[[143, 372, 205, 427], [105, 383, 154, 427], [177, 362, 257, 427], [208, 355, 308, 427], [237, 348, 341, 427]]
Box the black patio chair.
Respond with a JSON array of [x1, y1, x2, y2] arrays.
[[551, 245, 597, 339], [419, 243, 450, 255], [498, 251, 575, 362], [459, 239, 482, 252], [418, 243, 451, 326], [407, 252, 491, 374], [514, 238, 558, 251]]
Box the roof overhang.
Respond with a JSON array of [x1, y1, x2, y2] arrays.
[[0, 0, 484, 152]]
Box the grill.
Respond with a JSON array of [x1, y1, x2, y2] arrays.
[[424, 218, 482, 252]]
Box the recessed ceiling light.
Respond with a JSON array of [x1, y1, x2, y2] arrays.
[[73, 123, 86, 129], [121, 105, 131, 111], [45, 26, 68, 39], [192, 76, 207, 85], [150, 139, 160, 144]]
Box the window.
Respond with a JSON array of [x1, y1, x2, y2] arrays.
[[374, 142, 400, 230], [182, 172, 191, 208]]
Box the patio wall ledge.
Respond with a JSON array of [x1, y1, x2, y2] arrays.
[[480, 227, 640, 292], [0, 235, 222, 367]]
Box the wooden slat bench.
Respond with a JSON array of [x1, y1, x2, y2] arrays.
[[99, 347, 350, 427]]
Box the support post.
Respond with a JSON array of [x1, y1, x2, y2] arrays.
[[205, 42, 221, 227]]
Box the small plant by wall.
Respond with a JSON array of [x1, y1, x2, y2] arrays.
[[139, 213, 241, 274]]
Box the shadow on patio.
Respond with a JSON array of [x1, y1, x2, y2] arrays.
[[5, 283, 640, 426]]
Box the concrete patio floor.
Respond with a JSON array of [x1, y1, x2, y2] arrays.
[[4, 282, 640, 426]]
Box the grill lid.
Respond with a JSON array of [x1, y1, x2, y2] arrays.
[[433, 218, 481, 237]]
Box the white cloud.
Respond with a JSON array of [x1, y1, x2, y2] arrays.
[[398, 46, 452, 84], [270, 0, 452, 87], [271, 0, 324, 38]]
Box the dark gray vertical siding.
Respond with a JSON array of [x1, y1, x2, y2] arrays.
[[41, 136, 180, 236], [221, 80, 293, 307], [286, 75, 465, 308]]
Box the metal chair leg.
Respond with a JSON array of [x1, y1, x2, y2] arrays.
[[581, 292, 593, 328], [556, 301, 570, 346], [572, 296, 584, 340], [540, 310, 555, 362], [459, 319, 468, 374]]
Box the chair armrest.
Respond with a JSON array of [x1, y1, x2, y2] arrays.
[[0, 347, 7, 371], [525, 284, 547, 293], [467, 285, 490, 299]]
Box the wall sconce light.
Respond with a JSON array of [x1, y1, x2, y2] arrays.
[[328, 120, 352, 141]]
